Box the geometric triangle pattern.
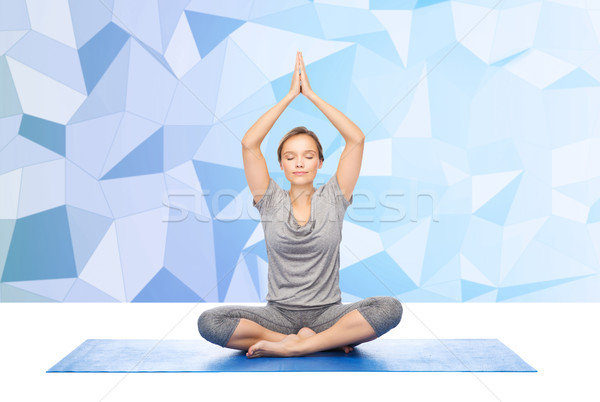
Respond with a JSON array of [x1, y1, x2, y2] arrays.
[[1, 1, 599, 302], [101, 127, 164, 180]]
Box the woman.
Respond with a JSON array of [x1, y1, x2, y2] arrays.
[[198, 51, 402, 358]]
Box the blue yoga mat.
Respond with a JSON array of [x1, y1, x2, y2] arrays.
[[47, 339, 535, 372]]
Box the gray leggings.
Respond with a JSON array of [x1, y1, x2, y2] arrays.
[[197, 296, 403, 348]]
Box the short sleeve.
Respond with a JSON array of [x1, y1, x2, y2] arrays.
[[323, 174, 353, 211], [252, 177, 285, 215]]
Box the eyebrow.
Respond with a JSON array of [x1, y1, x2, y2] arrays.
[[283, 150, 317, 155]]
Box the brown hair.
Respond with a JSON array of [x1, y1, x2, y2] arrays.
[[277, 126, 324, 164]]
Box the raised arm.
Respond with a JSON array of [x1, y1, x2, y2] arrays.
[[242, 52, 302, 204], [298, 52, 365, 203]]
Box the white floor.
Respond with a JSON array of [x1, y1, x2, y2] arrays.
[[1, 303, 599, 402]]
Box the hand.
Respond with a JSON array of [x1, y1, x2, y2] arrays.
[[289, 51, 301, 98], [298, 52, 314, 98]]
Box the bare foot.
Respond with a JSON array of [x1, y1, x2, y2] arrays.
[[246, 334, 303, 358], [296, 327, 353, 354]]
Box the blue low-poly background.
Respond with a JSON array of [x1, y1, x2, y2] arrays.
[[1, 0, 599, 302]]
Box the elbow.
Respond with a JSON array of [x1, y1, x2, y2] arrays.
[[242, 139, 262, 154], [241, 139, 255, 149], [351, 128, 365, 143], [352, 134, 365, 145]]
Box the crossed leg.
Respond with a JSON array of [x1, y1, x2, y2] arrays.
[[297, 327, 354, 354], [199, 297, 402, 358], [225, 318, 288, 351], [225, 319, 357, 355], [246, 309, 377, 358]]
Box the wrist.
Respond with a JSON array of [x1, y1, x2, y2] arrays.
[[304, 89, 317, 102], [286, 91, 298, 101]]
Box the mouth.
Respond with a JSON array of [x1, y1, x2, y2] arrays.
[[293, 172, 308, 175]]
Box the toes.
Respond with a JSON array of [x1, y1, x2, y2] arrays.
[[247, 348, 261, 358], [246, 342, 262, 358]]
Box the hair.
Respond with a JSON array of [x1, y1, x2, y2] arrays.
[[277, 126, 324, 165]]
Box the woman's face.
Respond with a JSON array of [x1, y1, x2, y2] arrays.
[[280, 134, 323, 185]]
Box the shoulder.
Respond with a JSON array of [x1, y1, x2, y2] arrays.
[[317, 174, 353, 209], [252, 176, 287, 212]]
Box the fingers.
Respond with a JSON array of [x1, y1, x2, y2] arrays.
[[290, 52, 300, 96], [294, 52, 299, 72], [292, 51, 309, 96], [298, 52, 311, 94], [299, 53, 308, 82], [296, 52, 302, 81]]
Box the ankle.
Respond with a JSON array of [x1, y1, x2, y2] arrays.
[[289, 336, 309, 357]]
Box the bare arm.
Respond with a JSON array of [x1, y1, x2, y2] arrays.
[[242, 52, 302, 204], [298, 52, 364, 202]]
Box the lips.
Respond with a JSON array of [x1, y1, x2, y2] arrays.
[[293, 172, 307, 175]]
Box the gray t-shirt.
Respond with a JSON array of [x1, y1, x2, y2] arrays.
[[252, 174, 353, 310]]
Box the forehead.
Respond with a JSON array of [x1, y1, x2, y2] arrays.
[[282, 135, 318, 153]]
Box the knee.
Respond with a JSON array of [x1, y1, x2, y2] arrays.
[[386, 297, 403, 328], [197, 309, 214, 340], [197, 308, 229, 346], [375, 296, 403, 329]]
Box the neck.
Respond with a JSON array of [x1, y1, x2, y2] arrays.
[[289, 183, 314, 205]]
